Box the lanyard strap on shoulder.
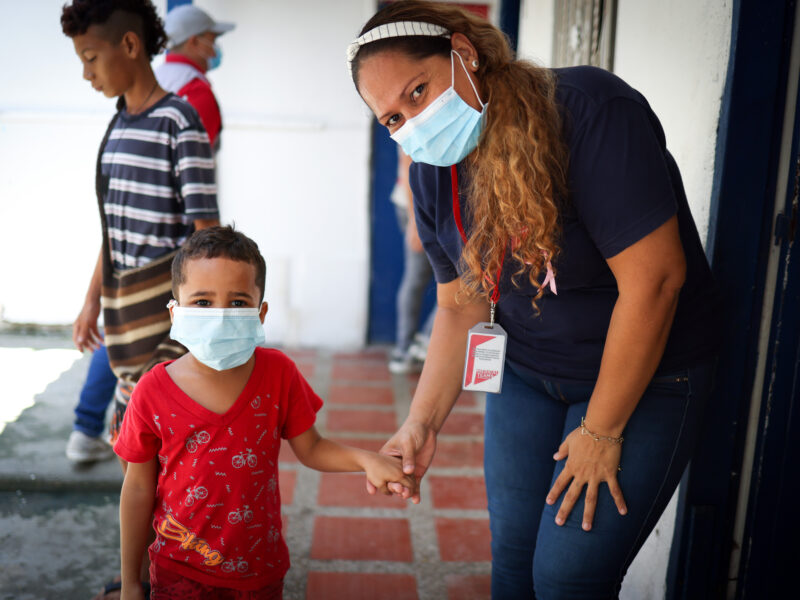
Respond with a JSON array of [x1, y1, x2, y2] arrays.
[[450, 165, 504, 304]]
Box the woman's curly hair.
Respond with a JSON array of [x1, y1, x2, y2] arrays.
[[61, 0, 167, 59], [351, 1, 568, 311]]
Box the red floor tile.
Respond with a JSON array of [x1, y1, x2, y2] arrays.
[[429, 476, 487, 510], [332, 349, 388, 361], [329, 437, 386, 453], [279, 469, 296, 505], [455, 391, 479, 408], [406, 372, 422, 384], [296, 361, 315, 379], [325, 409, 397, 433], [439, 412, 484, 436], [435, 518, 492, 562], [432, 440, 484, 467], [311, 516, 413, 561], [279, 439, 298, 463], [409, 389, 479, 408], [331, 362, 391, 382], [328, 385, 394, 406], [445, 574, 491, 600], [318, 473, 407, 508], [306, 572, 418, 600], [281, 348, 318, 361]]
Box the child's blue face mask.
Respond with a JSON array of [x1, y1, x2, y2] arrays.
[[390, 51, 486, 167], [169, 306, 265, 371]]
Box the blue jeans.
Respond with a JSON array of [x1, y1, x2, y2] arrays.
[[484, 361, 715, 599], [394, 204, 435, 353], [73, 345, 117, 437]]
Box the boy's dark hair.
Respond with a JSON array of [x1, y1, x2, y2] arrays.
[[61, 0, 167, 59], [172, 226, 267, 302]]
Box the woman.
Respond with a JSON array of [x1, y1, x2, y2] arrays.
[[349, 2, 721, 598]]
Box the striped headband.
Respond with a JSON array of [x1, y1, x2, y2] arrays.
[[346, 21, 451, 74]]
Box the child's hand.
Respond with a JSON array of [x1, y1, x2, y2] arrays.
[[363, 453, 416, 500]]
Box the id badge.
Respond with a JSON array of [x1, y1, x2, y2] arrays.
[[462, 322, 507, 393]]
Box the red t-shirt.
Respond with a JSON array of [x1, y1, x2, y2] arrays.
[[114, 348, 322, 590], [156, 53, 222, 147]]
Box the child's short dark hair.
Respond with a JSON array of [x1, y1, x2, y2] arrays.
[[172, 226, 267, 302], [61, 0, 167, 59]]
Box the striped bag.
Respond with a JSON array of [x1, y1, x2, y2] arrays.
[[96, 111, 186, 383]]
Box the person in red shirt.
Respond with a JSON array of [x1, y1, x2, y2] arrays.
[[114, 226, 415, 599], [155, 4, 234, 150]]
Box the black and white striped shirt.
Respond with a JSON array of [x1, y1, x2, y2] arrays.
[[100, 94, 218, 270]]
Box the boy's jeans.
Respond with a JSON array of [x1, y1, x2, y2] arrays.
[[484, 360, 715, 599], [73, 345, 117, 438]]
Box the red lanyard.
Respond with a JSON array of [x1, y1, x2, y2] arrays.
[[450, 165, 504, 305]]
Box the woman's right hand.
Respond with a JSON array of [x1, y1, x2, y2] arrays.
[[73, 299, 102, 352], [368, 418, 438, 504]]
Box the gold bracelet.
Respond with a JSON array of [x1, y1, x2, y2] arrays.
[[580, 417, 624, 444]]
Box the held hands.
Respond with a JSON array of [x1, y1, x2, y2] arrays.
[[546, 426, 628, 531], [362, 452, 416, 499], [366, 418, 437, 504], [73, 299, 102, 352]]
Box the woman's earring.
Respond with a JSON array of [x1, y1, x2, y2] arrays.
[[472, 60, 479, 68]]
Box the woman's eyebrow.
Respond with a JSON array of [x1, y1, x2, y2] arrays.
[[378, 71, 425, 122]]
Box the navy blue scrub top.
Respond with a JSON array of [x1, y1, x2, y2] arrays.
[[409, 66, 722, 383]]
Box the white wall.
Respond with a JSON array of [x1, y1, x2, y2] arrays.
[[0, 0, 123, 327], [518, 0, 732, 245], [518, 1, 732, 598], [0, 0, 377, 348], [517, 0, 554, 66], [613, 0, 732, 243]]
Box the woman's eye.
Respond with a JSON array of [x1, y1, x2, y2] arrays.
[[411, 83, 425, 100], [386, 114, 401, 127]]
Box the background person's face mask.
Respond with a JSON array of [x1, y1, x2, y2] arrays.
[[170, 306, 265, 371], [390, 51, 486, 167], [199, 37, 222, 71]]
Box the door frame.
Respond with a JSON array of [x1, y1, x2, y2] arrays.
[[666, 1, 799, 597]]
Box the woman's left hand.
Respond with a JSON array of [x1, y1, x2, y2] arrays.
[[546, 427, 628, 531]]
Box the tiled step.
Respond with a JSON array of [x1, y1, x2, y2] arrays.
[[277, 347, 490, 600]]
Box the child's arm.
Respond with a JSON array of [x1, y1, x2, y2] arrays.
[[289, 426, 416, 495], [120, 458, 158, 600]]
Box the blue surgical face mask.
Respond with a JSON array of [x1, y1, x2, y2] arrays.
[[170, 306, 265, 371], [200, 38, 222, 71], [390, 51, 486, 167]]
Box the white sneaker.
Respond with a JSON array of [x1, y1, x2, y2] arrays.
[[65, 430, 114, 463], [408, 334, 430, 362], [388, 351, 423, 374]]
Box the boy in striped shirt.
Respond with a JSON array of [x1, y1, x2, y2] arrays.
[[62, 0, 219, 452]]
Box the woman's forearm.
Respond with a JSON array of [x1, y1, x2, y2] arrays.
[[408, 301, 487, 432], [585, 283, 681, 437]]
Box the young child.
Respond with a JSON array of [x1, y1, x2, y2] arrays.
[[114, 226, 414, 599]]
